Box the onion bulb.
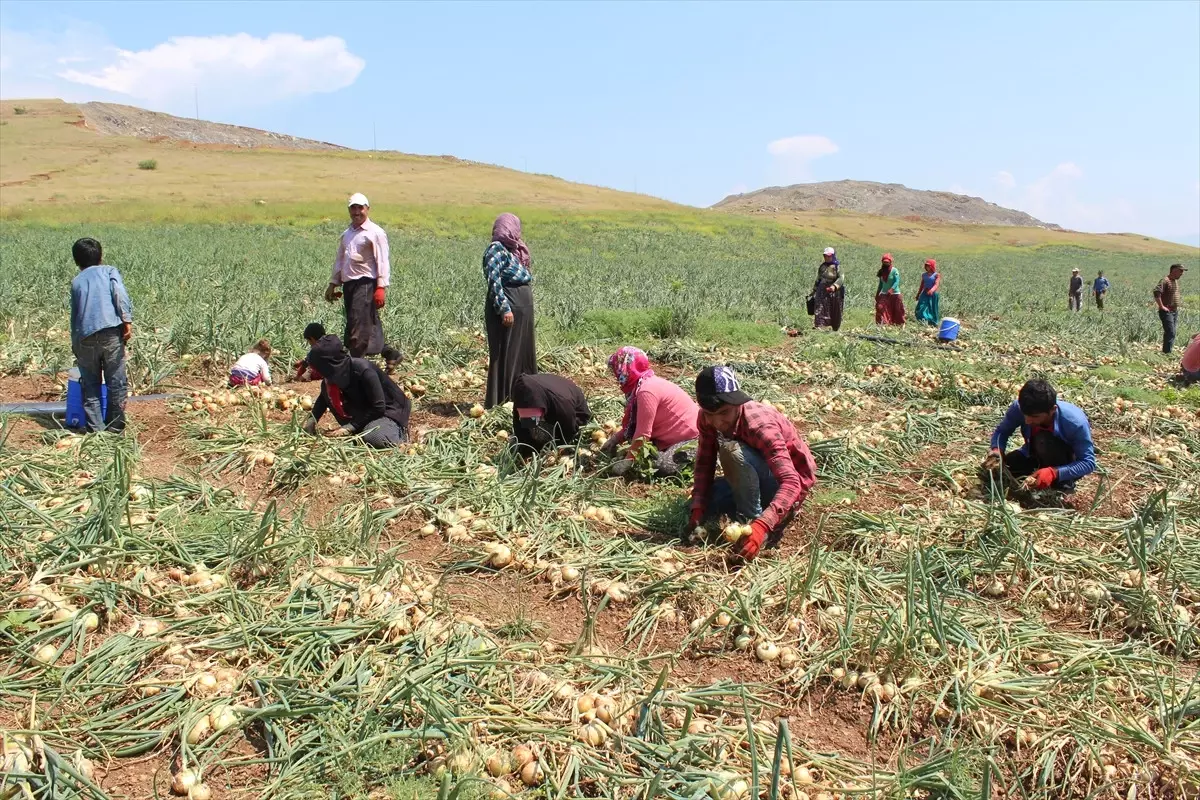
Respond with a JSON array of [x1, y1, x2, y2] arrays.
[[188, 785, 212, 800], [186, 716, 212, 744], [208, 705, 239, 732], [469, 404, 485, 418], [519, 760, 543, 786], [485, 750, 514, 777], [755, 641, 781, 662], [171, 769, 200, 795], [80, 612, 100, 631], [34, 644, 58, 664], [577, 720, 609, 746], [511, 744, 535, 766], [560, 565, 580, 584]]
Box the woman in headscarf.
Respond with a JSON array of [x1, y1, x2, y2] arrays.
[[914, 258, 941, 326], [602, 346, 700, 478], [302, 334, 411, 447], [874, 253, 905, 326], [510, 373, 591, 454], [483, 213, 537, 408], [811, 247, 845, 331]]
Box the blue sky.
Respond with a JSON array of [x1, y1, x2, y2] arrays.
[[2, 0, 1198, 244]]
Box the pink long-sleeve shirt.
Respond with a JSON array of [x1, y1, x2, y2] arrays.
[[331, 219, 391, 287], [620, 376, 700, 451]]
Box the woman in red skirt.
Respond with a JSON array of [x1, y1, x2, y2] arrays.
[[875, 253, 906, 326]]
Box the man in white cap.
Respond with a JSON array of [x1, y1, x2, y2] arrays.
[[325, 193, 401, 363], [1068, 268, 1083, 312]]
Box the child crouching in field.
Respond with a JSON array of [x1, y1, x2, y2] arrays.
[[229, 339, 273, 387]]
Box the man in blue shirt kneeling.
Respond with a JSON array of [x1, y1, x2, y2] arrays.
[[988, 379, 1096, 493]]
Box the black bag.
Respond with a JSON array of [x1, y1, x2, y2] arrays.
[[805, 293, 816, 316]]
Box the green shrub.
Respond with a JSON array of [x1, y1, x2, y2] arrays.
[[137, 160, 158, 171]]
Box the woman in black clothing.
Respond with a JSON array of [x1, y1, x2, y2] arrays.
[[483, 213, 537, 408], [510, 373, 591, 454], [302, 335, 411, 447]]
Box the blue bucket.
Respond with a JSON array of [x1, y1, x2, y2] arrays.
[[65, 367, 108, 429], [938, 317, 961, 342]]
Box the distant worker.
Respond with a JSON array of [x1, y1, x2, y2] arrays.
[[688, 366, 817, 561], [1180, 333, 1200, 386], [69, 237, 132, 434], [1092, 270, 1110, 311], [811, 247, 845, 332], [987, 378, 1095, 493], [914, 258, 941, 326], [302, 334, 411, 447], [1154, 263, 1186, 354], [484, 213, 538, 408], [325, 193, 402, 365], [874, 253, 905, 326], [228, 339, 273, 387], [601, 346, 699, 478], [510, 373, 590, 454], [1068, 268, 1083, 312]]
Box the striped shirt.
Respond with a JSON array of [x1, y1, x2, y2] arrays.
[[691, 401, 817, 532], [483, 241, 532, 316], [1154, 276, 1180, 310]]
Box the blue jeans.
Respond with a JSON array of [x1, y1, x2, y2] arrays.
[[706, 438, 779, 520], [73, 327, 127, 433]]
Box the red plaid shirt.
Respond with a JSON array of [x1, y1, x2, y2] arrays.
[[691, 401, 817, 532]]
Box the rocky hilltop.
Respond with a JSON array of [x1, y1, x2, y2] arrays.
[[714, 180, 1059, 228]]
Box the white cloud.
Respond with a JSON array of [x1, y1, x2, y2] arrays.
[[766, 134, 839, 183], [1, 27, 363, 115], [59, 33, 363, 111], [994, 170, 1016, 189]]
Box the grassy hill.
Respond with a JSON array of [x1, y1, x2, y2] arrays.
[[0, 99, 676, 223], [2, 98, 1195, 257]]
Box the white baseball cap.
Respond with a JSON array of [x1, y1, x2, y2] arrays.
[[823, 247, 836, 256], [347, 193, 370, 207]]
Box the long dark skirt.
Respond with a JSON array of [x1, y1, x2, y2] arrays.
[[485, 284, 537, 408], [813, 285, 844, 331], [343, 277, 385, 358]]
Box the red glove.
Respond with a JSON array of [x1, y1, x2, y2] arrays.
[[737, 520, 770, 560], [373, 287, 386, 309], [1032, 467, 1058, 490]]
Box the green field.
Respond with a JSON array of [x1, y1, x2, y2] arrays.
[[2, 104, 1200, 800]]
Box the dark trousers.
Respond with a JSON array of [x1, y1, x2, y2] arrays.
[[343, 278, 400, 362], [1160, 309, 1177, 354], [1094, 292, 1105, 310], [73, 327, 127, 433], [1069, 292, 1082, 312], [1003, 431, 1076, 490]]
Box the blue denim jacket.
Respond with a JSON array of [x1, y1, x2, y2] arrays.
[[990, 400, 1097, 482], [70, 265, 132, 343]]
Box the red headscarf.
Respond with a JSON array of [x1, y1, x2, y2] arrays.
[[608, 346, 654, 441]]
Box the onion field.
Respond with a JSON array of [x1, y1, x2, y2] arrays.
[[2, 216, 1199, 800]]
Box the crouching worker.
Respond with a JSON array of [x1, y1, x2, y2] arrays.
[[688, 366, 817, 560], [293, 323, 326, 381], [302, 334, 410, 447], [602, 346, 699, 478], [986, 378, 1095, 493], [510, 373, 591, 454], [229, 339, 273, 387]]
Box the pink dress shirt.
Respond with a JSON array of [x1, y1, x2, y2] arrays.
[[331, 219, 391, 287]]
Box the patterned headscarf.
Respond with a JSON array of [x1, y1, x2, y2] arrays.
[[608, 346, 655, 441], [492, 213, 532, 268]]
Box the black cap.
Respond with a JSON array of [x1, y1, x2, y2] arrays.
[[1170, 263, 1187, 271], [695, 365, 753, 411]]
